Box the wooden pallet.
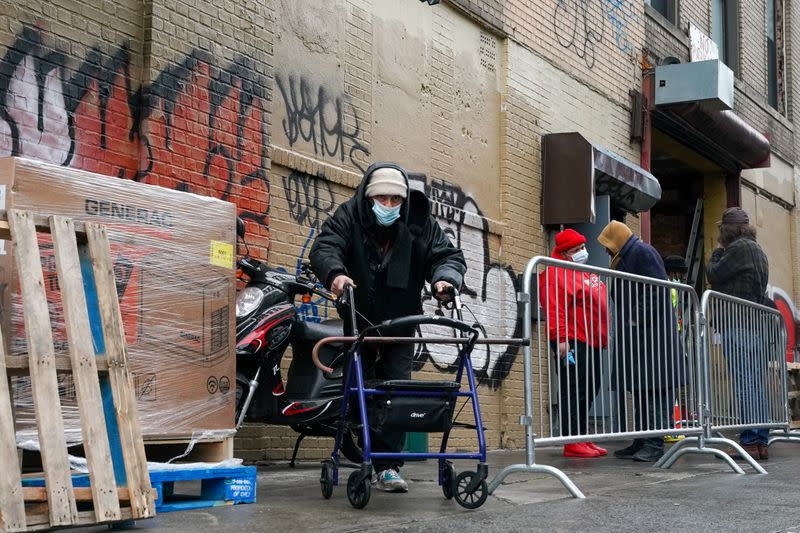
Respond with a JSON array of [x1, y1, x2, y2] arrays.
[[0, 210, 155, 532]]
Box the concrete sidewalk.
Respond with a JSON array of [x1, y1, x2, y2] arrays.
[[82, 442, 799, 532]]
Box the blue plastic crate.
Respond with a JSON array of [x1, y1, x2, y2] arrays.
[[150, 466, 257, 512], [22, 465, 257, 513]]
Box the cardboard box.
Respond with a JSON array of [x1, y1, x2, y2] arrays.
[[0, 157, 236, 441]]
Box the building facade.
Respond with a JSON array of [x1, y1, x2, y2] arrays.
[[643, 0, 800, 361], [0, 0, 796, 460]]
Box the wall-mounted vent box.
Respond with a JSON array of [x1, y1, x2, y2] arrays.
[[655, 59, 734, 111]]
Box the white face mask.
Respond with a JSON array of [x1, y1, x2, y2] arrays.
[[571, 249, 589, 264]]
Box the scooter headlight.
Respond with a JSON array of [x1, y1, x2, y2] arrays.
[[236, 286, 265, 317]]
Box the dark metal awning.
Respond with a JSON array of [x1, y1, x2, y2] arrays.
[[541, 132, 662, 226], [653, 103, 771, 171]]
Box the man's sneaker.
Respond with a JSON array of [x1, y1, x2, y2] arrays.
[[613, 439, 645, 459], [375, 469, 408, 493], [631, 445, 664, 462]]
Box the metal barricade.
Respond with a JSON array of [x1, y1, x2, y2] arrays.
[[488, 256, 704, 498], [657, 290, 795, 473]]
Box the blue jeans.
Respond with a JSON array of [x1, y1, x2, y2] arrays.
[[723, 329, 770, 445]]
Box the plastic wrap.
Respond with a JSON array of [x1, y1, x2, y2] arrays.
[[18, 439, 242, 473], [0, 157, 236, 445]]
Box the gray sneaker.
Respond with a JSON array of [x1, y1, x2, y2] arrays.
[[375, 468, 408, 492]]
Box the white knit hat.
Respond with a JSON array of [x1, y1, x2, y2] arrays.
[[365, 167, 407, 199]]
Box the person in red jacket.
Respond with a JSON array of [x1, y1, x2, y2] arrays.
[[539, 229, 609, 458]]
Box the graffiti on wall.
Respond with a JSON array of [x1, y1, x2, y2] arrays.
[[281, 170, 335, 322], [276, 75, 369, 173], [552, 0, 639, 69], [767, 285, 800, 362], [410, 175, 522, 388], [283, 169, 335, 231], [0, 26, 270, 226], [604, 0, 638, 54]]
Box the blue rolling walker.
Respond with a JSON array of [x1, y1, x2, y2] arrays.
[[315, 286, 489, 510]]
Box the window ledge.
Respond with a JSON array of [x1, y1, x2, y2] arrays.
[[733, 79, 793, 131], [645, 4, 689, 49]]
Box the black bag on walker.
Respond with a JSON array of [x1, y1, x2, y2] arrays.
[[366, 380, 460, 433]]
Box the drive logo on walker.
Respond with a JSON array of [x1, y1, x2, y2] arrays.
[[410, 412, 427, 418]]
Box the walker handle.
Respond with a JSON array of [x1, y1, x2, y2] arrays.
[[364, 315, 478, 336]]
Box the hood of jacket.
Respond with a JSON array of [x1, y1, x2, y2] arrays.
[[355, 162, 414, 228], [598, 220, 633, 268], [598, 220, 633, 255]]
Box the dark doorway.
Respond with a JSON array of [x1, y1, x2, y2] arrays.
[[649, 130, 724, 291]]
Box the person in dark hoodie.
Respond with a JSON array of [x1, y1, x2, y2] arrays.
[[309, 162, 466, 493], [597, 221, 685, 462]]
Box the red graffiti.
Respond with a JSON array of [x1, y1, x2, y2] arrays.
[[0, 26, 271, 254], [71, 64, 138, 178]]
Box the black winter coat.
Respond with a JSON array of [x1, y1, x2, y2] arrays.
[[611, 236, 686, 393], [309, 162, 466, 330]]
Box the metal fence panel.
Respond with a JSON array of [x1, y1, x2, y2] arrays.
[[530, 256, 703, 445], [489, 260, 799, 499], [701, 291, 788, 432]]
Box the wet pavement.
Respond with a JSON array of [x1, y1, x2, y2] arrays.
[[76, 441, 800, 532]]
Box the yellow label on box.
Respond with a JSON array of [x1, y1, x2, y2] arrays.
[[210, 241, 234, 269]]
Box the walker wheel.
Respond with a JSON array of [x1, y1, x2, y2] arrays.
[[442, 461, 455, 500], [320, 461, 334, 499], [453, 470, 488, 509], [346, 470, 371, 509]]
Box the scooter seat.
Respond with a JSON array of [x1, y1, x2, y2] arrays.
[[294, 319, 343, 342], [370, 379, 461, 392]]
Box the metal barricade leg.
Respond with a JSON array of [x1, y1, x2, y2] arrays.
[[704, 437, 766, 474], [654, 435, 763, 474], [662, 443, 746, 474], [487, 260, 586, 501], [768, 428, 800, 446], [654, 436, 695, 468], [487, 459, 585, 499]]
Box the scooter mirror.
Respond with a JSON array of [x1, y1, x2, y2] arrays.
[[236, 217, 245, 239]]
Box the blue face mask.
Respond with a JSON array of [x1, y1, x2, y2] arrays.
[[371, 200, 402, 226]]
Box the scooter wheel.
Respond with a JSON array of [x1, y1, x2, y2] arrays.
[[340, 429, 363, 464], [453, 470, 488, 510], [346, 470, 371, 509], [441, 461, 455, 500], [320, 461, 334, 499]]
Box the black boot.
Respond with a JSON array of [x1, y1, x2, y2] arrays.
[[613, 439, 645, 459], [632, 439, 664, 462]]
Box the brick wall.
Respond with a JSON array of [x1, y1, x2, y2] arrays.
[[738, 0, 768, 95], [734, 82, 794, 159], [679, 0, 709, 33], [140, 0, 274, 254], [0, 1, 144, 169], [0, 0, 274, 253], [788, 1, 800, 304], [645, 7, 690, 63], [449, 0, 645, 111], [0, 0, 647, 462]]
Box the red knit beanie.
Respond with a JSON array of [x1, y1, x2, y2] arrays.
[[554, 228, 587, 255]]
